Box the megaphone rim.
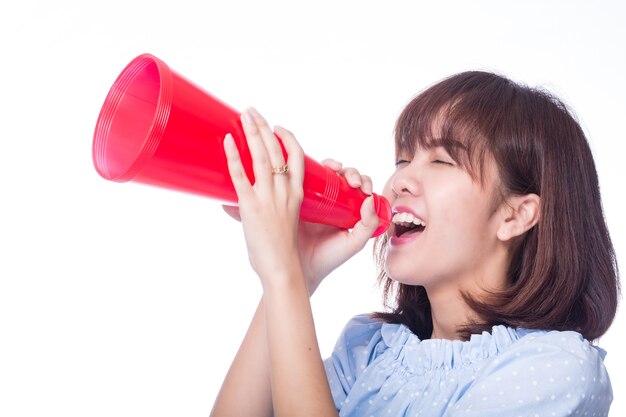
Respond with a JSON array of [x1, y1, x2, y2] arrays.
[[92, 53, 173, 183]]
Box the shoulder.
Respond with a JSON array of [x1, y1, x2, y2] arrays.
[[327, 314, 388, 363], [488, 328, 610, 383], [335, 314, 385, 345], [457, 328, 613, 415], [324, 314, 405, 381], [324, 314, 391, 407], [499, 328, 609, 376]]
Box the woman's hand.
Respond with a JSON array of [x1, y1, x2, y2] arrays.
[[223, 108, 305, 288], [292, 160, 379, 294], [223, 110, 379, 294]]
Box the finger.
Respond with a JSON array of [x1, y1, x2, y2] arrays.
[[222, 205, 242, 222], [223, 134, 253, 198], [348, 196, 380, 247], [274, 125, 304, 187], [321, 158, 343, 172], [339, 167, 363, 188], [240, 109, 272, 184], [248, 107, 286, 170], [361, 175, 373, 195]]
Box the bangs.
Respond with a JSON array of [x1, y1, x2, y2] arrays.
[[394, 72, 516, 182]]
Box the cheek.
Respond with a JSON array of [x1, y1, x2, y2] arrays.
[[430, 185, 489, 238], [439, 193, 499, 249]]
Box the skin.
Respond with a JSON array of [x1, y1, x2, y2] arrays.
[[210, 108, 540, 415]]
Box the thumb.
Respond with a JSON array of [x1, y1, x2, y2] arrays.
[[222, 205, 242, 222], [347, 196, 380, 251]]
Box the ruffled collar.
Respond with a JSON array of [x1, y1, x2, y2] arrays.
[[379, 322, 538, 373]]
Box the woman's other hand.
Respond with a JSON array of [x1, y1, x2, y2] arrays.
[[294, 160, 379, 294], [223, 113, 379, 294]]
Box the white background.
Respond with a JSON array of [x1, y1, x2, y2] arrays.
[[1, 1, 624, 416]]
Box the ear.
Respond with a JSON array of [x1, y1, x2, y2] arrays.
[[496, 193, 540, 242]]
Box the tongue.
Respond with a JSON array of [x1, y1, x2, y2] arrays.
[[399, 225, 424, 237]]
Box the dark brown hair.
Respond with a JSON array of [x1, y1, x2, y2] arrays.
[[373, 71, 620, 341]]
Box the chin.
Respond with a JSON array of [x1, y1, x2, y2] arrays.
[[384, 258, 445, 288], [384, 264, 423, 286]]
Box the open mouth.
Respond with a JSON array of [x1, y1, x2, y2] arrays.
[[392, 212, 426, 237]]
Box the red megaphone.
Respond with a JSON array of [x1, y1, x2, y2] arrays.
[[92, 54, 391, 237]]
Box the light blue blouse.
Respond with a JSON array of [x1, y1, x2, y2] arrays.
[[324, 315, 612, 416]]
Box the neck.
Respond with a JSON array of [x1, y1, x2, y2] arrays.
[[425, 245, 511, 340], [428, 288, 477, 340], [427, 251, 511, 340]]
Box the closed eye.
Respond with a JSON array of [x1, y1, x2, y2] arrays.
[[433, 159, 454, 166], [395, 159, 411, 167]]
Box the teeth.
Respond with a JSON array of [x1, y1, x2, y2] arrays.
[[392, 212, 426, 227]]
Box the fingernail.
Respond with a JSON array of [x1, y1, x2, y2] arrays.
[[242, 109, 253, 125], [223, 133, 234, 149], [248, 107, 260, 118]]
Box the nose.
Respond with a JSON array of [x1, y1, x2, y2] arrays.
[[388, 166, 420, 197]]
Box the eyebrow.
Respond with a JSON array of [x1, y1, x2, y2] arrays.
[[427, 138, 468, 151]]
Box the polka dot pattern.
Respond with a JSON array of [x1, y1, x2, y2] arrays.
[[324, 315, 612, 416]]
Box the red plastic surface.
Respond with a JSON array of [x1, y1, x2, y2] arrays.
[[93, 54, 391, 237]]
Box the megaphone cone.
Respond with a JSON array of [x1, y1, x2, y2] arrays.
[[93, 54, 391, 237]]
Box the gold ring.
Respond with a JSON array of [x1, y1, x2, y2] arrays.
[[271, 164, 289, 174]]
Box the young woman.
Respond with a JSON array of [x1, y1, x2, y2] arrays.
[[210, 71, 619, 416]]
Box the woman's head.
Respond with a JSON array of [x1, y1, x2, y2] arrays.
[[374, 71, 619, 341]]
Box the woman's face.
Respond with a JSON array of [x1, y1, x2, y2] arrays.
[[382, 143, 505, 293]]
